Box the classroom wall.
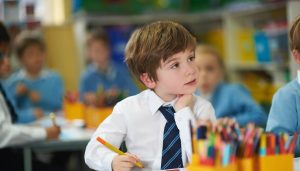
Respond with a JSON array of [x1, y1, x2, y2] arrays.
[[43, 24, 83, 91]]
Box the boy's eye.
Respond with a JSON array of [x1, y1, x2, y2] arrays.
[[170, 63, 179, 69], [188, 56, 195, 62]]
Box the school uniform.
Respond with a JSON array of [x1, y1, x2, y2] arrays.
[[5, 69, 64, 123], [197, 83, 267, 127], [0, 81, 46, 170], [79, 62, 139, 100], [266, 72, 300, 156], [85, 89, 216, 171]]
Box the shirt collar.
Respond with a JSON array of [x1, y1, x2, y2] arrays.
[[147, 90, 177, 115], [18, 69, 49, 80], [91, 62, 117, 80]]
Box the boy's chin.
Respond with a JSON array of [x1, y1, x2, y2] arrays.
[[175, 89, 196, 95]]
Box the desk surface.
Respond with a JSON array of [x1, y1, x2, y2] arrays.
[[18, 115, 94, 151]]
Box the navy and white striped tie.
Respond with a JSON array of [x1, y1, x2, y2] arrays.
[[159, 105, 183, 170]]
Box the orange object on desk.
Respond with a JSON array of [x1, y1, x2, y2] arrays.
[[63, 101, 85, 120], [85, 107, 113, 128]]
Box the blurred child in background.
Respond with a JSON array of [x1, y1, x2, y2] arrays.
[[79, 28, 139, 107], [5, 32, 64, 123], [195, 44, 267, 127], [0, 21, 60, 171], [266, 16, 300, 156]]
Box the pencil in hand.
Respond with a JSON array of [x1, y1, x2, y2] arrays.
[[96, 136, 144, 168], [50, 113, 57, 126]]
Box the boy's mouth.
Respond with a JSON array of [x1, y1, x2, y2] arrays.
[[185, 79, 196, 86]]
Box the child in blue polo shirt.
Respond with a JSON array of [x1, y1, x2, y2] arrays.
[[79, 28, 139, 107], [266, 16, 300, 157], [5, 32, 64, 123], [195, 44, 267, 127]]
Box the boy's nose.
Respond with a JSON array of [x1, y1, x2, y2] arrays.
[[185, 65, 196, 76]]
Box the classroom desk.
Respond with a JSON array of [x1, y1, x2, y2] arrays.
[[16, 116, 94, 171]]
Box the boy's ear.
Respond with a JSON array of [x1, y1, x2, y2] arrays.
[[292, 49, 300, 64], [140, 73, 156, 89]]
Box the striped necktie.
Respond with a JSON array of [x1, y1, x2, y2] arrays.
[[159, 105, 183, 170]]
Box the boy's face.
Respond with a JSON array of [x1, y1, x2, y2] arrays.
[[196, 53, 223, 94], [88, 40, 110, 66], [151, 48, 198, 101], [20, 44, 45, 74]]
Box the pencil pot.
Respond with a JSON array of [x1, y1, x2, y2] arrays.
[[258, 154, 293, 171], [237, 157, 257, 171], [85, 107, 113, 128], [63, 101, 84, 120], [187, 154, 238, 171]]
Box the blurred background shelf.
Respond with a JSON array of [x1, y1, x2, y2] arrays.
[[1, 0, 300, 108], [73, 1, 297, 106]]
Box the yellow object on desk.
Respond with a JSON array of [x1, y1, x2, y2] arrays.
[[237, 158, 256, 171], [63, 101, 85, 120], [85, 107, 112, 128], [187, 154, 237, 171], [259, 154, 293, 171]]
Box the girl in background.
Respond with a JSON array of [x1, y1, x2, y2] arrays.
[[195, 44, 267, 127]]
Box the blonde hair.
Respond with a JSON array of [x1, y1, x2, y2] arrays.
[[195, 44, 224, 70], [125, 21, 196, 82]]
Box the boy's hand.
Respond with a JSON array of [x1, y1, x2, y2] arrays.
[[174, 94, 195, 112], [112, 153, 141, 171], [45, 125, 61, 140], [29, 91, 40, 103], [16, 83, 28, 95]]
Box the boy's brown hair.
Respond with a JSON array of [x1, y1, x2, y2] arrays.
[[125, 21, 196, 82], [86, 28, 110, 48], [289, 16, 300, 51], [195, 45, 225, 70], [15, 32, 45, 58]]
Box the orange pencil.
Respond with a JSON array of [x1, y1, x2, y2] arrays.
[[96, 137, 144, 168]]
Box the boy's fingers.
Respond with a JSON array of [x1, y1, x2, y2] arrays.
[[120, 155, 138, 164], [120, 161, 135, 168], [125, 153, 140, 161]]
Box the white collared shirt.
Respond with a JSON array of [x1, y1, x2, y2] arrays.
[[17, 69, 51, 80], [0, 92, 46, 148], [85, 89, 216, 171]]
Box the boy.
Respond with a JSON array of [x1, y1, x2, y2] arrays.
[[195, 45, 267, 127], [266, 16, 300, 157], [0, 22, 60, 170], [79, 28, 139, 107], [5, 32, 64, 123], [85, 21, 216, 171]]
